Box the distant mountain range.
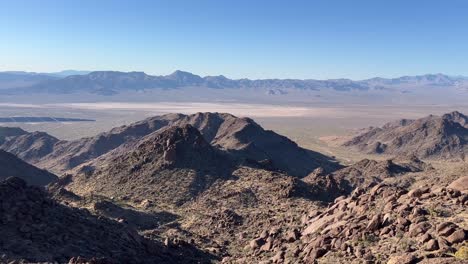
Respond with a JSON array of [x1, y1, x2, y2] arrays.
[[0, 117, 95, 123], [0, 70, 90, 89], [1, 70, 467, 96]]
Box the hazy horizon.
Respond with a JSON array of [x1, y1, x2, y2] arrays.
[[1, 69, 466, 82]]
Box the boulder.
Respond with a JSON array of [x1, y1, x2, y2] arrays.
[[446, 229, 466, 244], [249, 238, 265, 250], [425, 239, 439, 251], [448, 176, 468, 193], [387, 254, 416, 264], [366, 214, 382, 231], [285, 229, 300, 242], [407, 187, 429, 198]]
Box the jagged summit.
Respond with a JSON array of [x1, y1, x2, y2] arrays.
[[170, 112, 337, 176], [442, 111, 468, 128], [343, 111, 468, 160]]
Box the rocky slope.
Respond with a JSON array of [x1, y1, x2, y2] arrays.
[[0, 177, 210, 263], [302, 156, 431, 202], [0, 150, 57, 186], [230, 167, 468, 263], [169, 112, 335, 177], [175, 167, 321, 260], [1, 131, 59, 163], [343, 111, 468, 160], [34, 113, 182, 173], [280, 179, 468, 263]]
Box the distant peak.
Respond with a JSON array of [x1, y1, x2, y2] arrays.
[[168, 70, 197, 76]]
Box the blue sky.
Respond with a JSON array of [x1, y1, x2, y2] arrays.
[[1, 0, 467, 79]]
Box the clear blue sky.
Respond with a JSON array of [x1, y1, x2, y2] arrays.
[[1, 0, 467, 80]]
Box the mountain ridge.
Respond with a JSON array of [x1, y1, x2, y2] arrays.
[[6, 112, 336, 176], [2, 70, 467, 95]]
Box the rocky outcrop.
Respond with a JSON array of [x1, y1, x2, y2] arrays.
[[343, 111, 468, 160], [302, 157, 429, 201]]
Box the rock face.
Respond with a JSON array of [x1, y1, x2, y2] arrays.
[[0, 177, 173, 263], [343, 111, 468, 160], [0, 150, 57, 186], [63, 125, 235, 206]]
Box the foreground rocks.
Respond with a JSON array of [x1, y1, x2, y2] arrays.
[[278, 180, 468, 263]]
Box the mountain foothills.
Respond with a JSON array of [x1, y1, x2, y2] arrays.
[[0, 112, 467, 263], [1, 70, 468, 95]]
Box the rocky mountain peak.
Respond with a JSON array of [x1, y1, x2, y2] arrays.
[[139, 124, 214, 166], [443, 111, 468, 128], [166, 70, 203, 85]]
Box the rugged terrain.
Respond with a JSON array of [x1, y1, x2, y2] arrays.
[[0, 112, 466, 263], [343, 111, 468, 160], [64, 125, 236, 207], [0, 177, 213, 263], [2, 112, 336, 176]]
